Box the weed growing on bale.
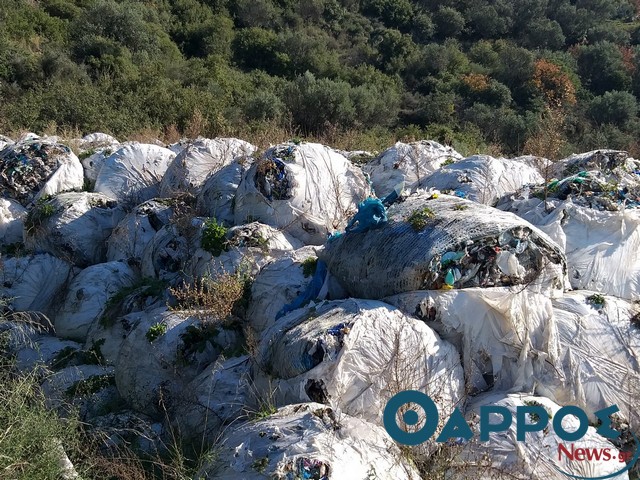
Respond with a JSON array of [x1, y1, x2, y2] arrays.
[[146, 322, 167, 343], [301, 257, 318, 277], [65, 374, 116, 398], [408, 207, 436, 231], [201, 218, 228, 257], [100, 278, 167, 328], [587, 293, 606, 308], [24, 197, 56, 233], [453, 204, 468, 211]]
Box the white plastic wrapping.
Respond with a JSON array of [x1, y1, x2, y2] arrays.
[[159, 137, 255, 196], [0, 198, 27, 246], [94, 143, 176, 203], [234, 142, 371, 245]]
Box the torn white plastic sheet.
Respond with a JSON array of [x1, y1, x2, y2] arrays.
[[363, 140, 463, 198], [196, 156, 254, 225], [159, 137, 255, 196], [94, 143, 176, 203], [198, 402, 420, 480], [0, 198, 26, 246], [247, 245, 318, 333], [55, 261, 138, 342], [498, 197, 640, 299], [0, 137, 84, 205], [451, 393, 629, 480], [234, 142, 371, 245], [0, 253, 75, 317], [255, 299, 464, 432], [546, 291, 640, 430], [24, 192, 127, 268], [422, 155, 543, 205], [319, 193, 567, 299], [384, 287, 558, 395]]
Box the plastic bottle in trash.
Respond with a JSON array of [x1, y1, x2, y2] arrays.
[[444, 269, 455, 287]]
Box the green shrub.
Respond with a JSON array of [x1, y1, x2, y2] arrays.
[[301, 257, 318, 277], [146, 322, 167, 343], [407, 207, 435, 231], [201, 218, 228, 256]]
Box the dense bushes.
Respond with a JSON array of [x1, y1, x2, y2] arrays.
[[2, 0, 640, 155]]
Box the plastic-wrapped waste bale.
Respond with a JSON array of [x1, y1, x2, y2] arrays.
[[247, 246, 319, 333], [0, 198, 27, 246], [0, 253, 75, 318], [255, 299, 464, 430], [451, 393, 630, 480], [80, 144, 120, 185], [14, 335, 82, 372], [384, 287, 558, 394], [422, 155, 544, 205], [106, 197, 191, 264], [77, 133, 119, 152], [186, 222, 303, 281], [141, 221, 201, 283], [546, 291, 640, 430], [23, 192, 127, 268], [234, 142, 371, 245], [115, 309, 234, 417], [497, 197, 640, 299], [0, 136, 84, 205], [55, 262, 139, 342], [40, 364, 115, 411], [197, 402, 421, 480], [196, 156, 254, 225], [553, 149, 640, 179], [319, 193, 567, 299], [159, 137, 255, 196], [168, 355, 251, 448], [363, 140, 463, 198], [94, 143, 176, 203]]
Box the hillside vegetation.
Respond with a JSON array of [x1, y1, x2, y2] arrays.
[[2, 0, 640, 155]]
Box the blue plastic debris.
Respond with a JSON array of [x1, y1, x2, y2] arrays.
[[344, 197, 387, 233], [276, 260, 328, 319], [454, 190, 467, 198]]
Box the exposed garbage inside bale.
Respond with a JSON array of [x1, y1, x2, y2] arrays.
[[159, 137, 255, 196], [196, 156, 254, 224], [319, 193, 567, 299], [0, 253, 76, 318], [106, 196, 192, 264], [55, 261, 139, 342], [234, 142, 371, 245], [197, 402, 420, 480], [497, 196, 640, 299], [384, 287, 557, 394], [94, 143, 176, 203], [0, 198, 26, 247], [363, 140, 463, 198], [23, 192, 127, 268], [254, 299, 464, 429], [422, 155, 544, 205], [0, 136, 84, 205], [451, 393, 630, 480]]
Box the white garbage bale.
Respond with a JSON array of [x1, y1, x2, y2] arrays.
[[196, 156, 254, 225], [384, 287, 558, 394], [80, 145, 120, 185], [140, 223, 196, 283], [41, 364, 115, 411], [319, 193, 567, 299], [159, 137, 255, 196], [115, 309, 231, 417], [234, 142, 371, 245], [106, 198, 186, 264], [0, 136, 84, 205], [94, 143, 176, 203], [547, 291, 640, 430], [247, 246, 318, 333], [169, 355, 252, 448], [452, 393, 629, 480], [363, 140, 463, 198], [498, 197, 640, 299], [422, 155, 544, 205], [186, 222, 303, 281], [78, 133, 119, 152], [14, 335, 82, 372], [255, 299, 464, 430], [23, 192, 127, 267], [55, 262, 139, 342], [199, 402, 421, 480], [0, 253, 75, 317], [0, 198, 27, 246]]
